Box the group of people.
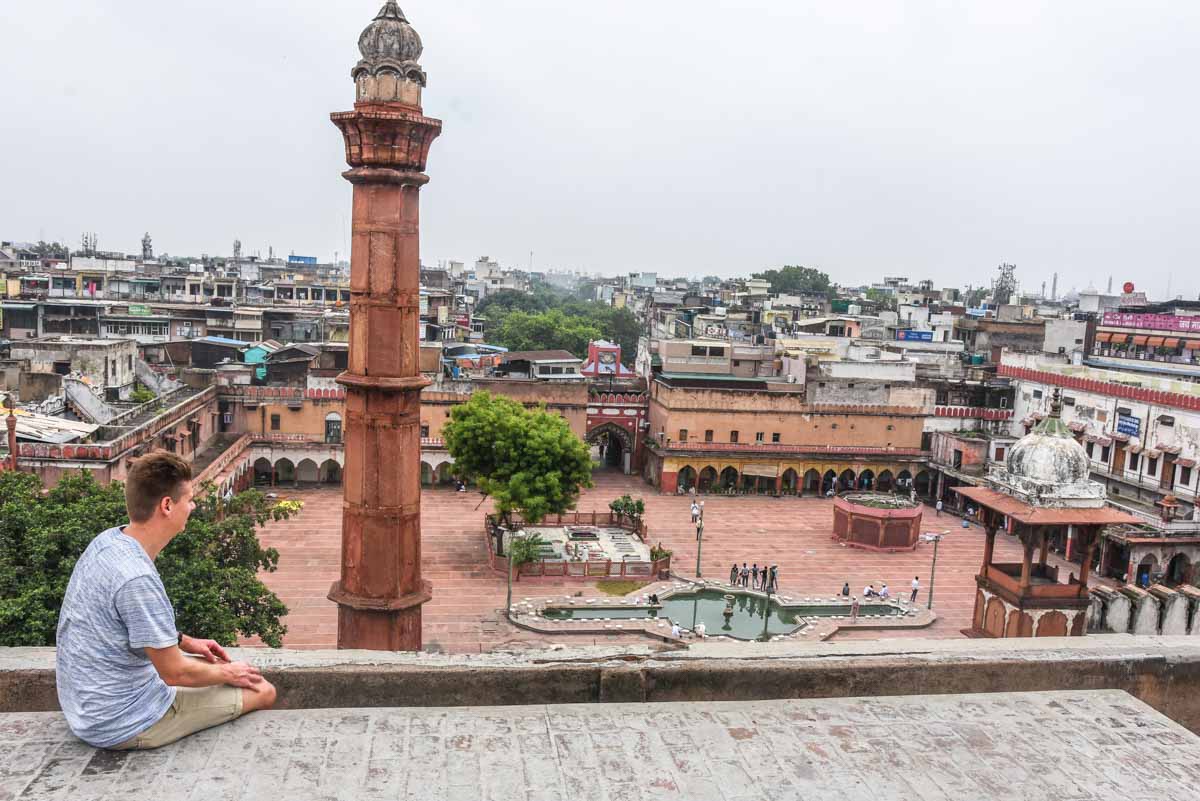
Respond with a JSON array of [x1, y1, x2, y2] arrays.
[[730, 562, 779, 592], [840, 577, 921, 604]]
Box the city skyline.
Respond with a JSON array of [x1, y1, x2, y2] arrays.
[[3, 1, 1198, 297]]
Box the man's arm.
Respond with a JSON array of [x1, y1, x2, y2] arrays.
[[145, 645, 266, 691]]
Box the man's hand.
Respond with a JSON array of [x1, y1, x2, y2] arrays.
[[180, 634, 230, 664], [220, 661, 266, 692]]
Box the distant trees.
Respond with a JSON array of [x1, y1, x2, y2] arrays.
[[491, 309, 603, 358], [752, 265, 832, 297], [478, 286, 640, 364], [26, 241, 69, 259], [442, 391, 593, 528]]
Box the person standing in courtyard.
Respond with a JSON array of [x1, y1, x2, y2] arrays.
[[730, 563, 739, 585], [751, 563, 759, 589], [741, 563, 749, 587], [936, 499, 943, 517], [56, 453, 277, 751], [690, 501, 700, 524], [768, 565, 778, 593], [850, 596, 860, 622], [910, 576, 920, 603]]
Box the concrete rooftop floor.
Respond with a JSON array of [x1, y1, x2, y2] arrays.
[[244, 471, 1105, 653], [2, 690, 1192, 800]]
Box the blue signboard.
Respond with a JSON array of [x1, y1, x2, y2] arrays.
[[897, 330, 934, 342], [288, 255, 318, 265], [1117, 414, 1141, 437]]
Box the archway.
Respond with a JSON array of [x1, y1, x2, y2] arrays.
[[822, 470, 837, 494], [698, 466, 718, 492], [804, 469, 821, 493], [274, 458, 295, 485], [781, 468, 799, 495], [897, 469, 913, 489], [586, 423, 635, 474], [1036, 610, 1068, 637], [319, 459, 342, 485], [877, 470, 894, 492], [838, 469, 856, 491], [678, 466, 698, 492], [253, 457, 273, 486], [1167, 553, 1191, 586], [296, 459, 319, 484], [1136, 554, 1158, 588], [914, 470, 932, 498], [420, 462, 434, 486], [436, 463, 455, 486], [719, 466, 739, 492], [857, 469, 875, 490]]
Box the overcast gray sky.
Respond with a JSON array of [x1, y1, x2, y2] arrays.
[[3, 1, 1198, 298]]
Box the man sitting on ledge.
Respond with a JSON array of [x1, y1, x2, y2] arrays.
[[56, 452, 277, 750]]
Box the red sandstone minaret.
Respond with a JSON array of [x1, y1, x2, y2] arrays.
[[328, 1, 441, 650]]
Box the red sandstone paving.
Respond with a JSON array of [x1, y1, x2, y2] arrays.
[[243, 471, 1111, 653]]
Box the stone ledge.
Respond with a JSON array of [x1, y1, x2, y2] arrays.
[[8, 636, 1200, 732], [7, 690, 1197, 800]]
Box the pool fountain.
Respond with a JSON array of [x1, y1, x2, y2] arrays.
[[540, 587, 906, 641]]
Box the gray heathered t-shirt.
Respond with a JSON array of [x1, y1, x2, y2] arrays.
[[56, 527, 178, 748]]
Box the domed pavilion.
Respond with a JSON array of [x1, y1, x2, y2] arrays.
[[956, 390, 1139, 638]]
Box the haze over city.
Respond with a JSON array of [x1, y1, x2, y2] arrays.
[[3, 0, 1199, 297]]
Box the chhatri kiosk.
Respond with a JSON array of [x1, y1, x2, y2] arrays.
[[957, 391, 1138, 637]]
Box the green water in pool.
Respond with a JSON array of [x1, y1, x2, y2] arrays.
[[540, 588, 901, 640]]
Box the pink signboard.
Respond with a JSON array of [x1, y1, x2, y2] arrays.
[[1101, 312, 1200, 332]]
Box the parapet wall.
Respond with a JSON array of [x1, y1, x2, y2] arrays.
[[9, 637, 1200, 733]]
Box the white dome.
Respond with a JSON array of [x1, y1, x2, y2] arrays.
[[1006, 429, 1091, 485]]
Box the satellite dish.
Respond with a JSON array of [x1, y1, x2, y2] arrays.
[[1123, 282, 1135, 294]]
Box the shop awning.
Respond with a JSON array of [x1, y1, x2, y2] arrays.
[[1127, 443, 1143, 454], [1097, 437, 1113, 447], [1094, 332, 1113, 343], [1110, 432, 1130, 442], [1084, 435, 1098, 443], [1177, 458, 1197, 468], [1146, 337, 1165, 347], [1131, 335, 1149, 346], [1157, 444, 1182, 455], [1187, 341, 1200, 350], [1163, 338, 1181, 348], [1068, 422, 1087, 433]]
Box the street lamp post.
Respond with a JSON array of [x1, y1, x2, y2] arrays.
[[695, 517, 704, 578], [922, 533, 944, 610]]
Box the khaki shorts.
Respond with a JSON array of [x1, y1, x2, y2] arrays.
[[112, 684, 244, 751]]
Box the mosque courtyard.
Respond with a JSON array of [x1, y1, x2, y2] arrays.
[[242, 471, 1107, 654]]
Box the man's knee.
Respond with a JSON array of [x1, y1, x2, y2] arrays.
[[244, 680, 277, 713]]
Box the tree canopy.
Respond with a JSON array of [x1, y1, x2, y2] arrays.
[[476, 286, 640, 365], [0, 470, 298, 647], [442, 391, 593, 526], [752, 265, 833, 297], [491, 309, 603, 358]]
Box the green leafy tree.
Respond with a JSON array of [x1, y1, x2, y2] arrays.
[[0, 470, 298, 648], [507, 533, 547, 568], [490, 309, 603, 359], [608, 494, 645, 527], [752, 265, 832, 297], [443, 391, 593, 527], [475, 288, 557, 318]]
